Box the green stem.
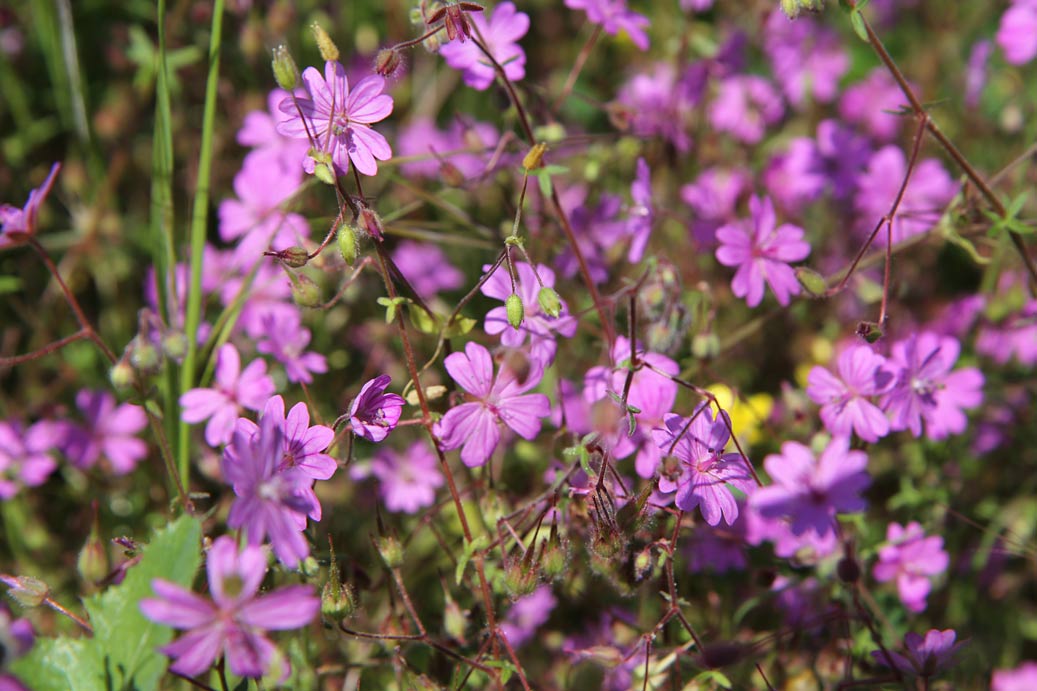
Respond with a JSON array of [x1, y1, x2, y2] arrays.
[[177, 0, 226, 486]]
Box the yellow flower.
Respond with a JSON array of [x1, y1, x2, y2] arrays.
[[706, 384, 773, 446]]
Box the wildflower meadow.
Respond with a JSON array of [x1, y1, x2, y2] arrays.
[[3, 0, 1037, 688]]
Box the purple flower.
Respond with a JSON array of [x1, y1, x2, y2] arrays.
[[481, 262, 577, 372], [763, 11, 848, 109], [614, 62, 705, 153], [0, 420, 59, 499], [350, 441, 444, 514], [391, 240, 465, 300], [815, 119, 873, 200], [715, 195, 810, 308], [237, 89, 310, 172], [256, 312, 328, 384], [744, 501, 839, 560], [554, 185, 625, 283], [140, 536, 318, 679], [993, 661, 1037, 691], [763, 138, 826, 214], [998, 1, 1037, 65], [256, 395, 336, 480], [434, 342, 551, 468], [965, 40, 992, 109], [839, 68, 910, 141], [750, 437, 869, 538], [624, 157, 653, 262], [0, 604, 33, 690], [872, 629, 964, 678], [977, 298, 1037, 366], [708, 75, 784, 145], [276, 61, 393, 176], [854, 146, 956, 245], [681, 167, 750, 247], [222, 408, 318, 567], [681, 0, 714, 10], [348, 375, 405, 443], [565, 0, 650, 51], [880, 332, 983, 440], [806, 344, 895, 443], [63, 390, 148, 475], [439, 2, 529, 90], [872, 521, 948, 613], [396, 116, 499, 181], [180, 344, 276, 447], [500, 585, 556, 648], [221, 261, 297, 340], [0, 162, 60, 250], [651, 407, 754, 527], [683, 511, 748, 573]]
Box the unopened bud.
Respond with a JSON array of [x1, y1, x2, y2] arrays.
[[311, 23, 340, 62], [271, 44, 299, 90], [161, 332, 188, 362], [337, 224, 358, 265], [109, 360, 136, 391], [1, 575, 50, 608], [321, 577, 357, 621], [837, 556, 861, 583], [633, 547, 653, 581], [795, 266, 828, 297], [374, 48, 402, 78], [691, 332, 719, 359], [301, 556, 321, 577], [77, 527, 108, 585], [376, 535, 404, 569], [537, 286, 562, 318], [278, 246, 310, 268], [313, 162, 336, 185], [503, 560, 538, 598], [290, 273, 321, 308], [443, 594, 467, 641], [129, 341, 162, 374], [358, 207, 385, 241], [506, 294, 524, 329], [856, 320, 884, 344], [522, 142, 547, 171], [781, 0, 825, 19], [541, 540, 568, 581]]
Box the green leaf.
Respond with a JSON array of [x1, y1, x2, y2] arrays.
[[0, 275, 22, 294], [455, 535, 489, 586], [10, 515, 202, 691], [850, 10, 868, 41]]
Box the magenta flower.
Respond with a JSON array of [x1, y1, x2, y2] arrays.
[[256, 312, 328, 385], [763, 11, 848, 108], [681, 167, 750, 246], [481, 261, 577, 371], [237, 88, 310, 172], [439, 2, 529, 90], [708, 75, 784, 145], [872, 521, 948, 613], [839, 68, 910, 142], [715, 195, 811, 308], [348, 375, 405, 443], [880, 332, 983, 440], [276, 61, 393, 176], [872, 629, 964, 678], [180, 343, 276, 447], [854, 146, 956, 245], [615, 62, 704, 153], [0, 162, 60, 250], [434, 342, 551, 468], [140, 536, 318, 679], [624, 157, 654, 262], [564, 0, 651, 51], [0, 420, 58, 499], [997, 0, 1037, 65], [806, 344, 895, 443], [391, 240, 465, 300], [965, 40, 992, 109], [993, 661, 1037, 691], [256, 395, 336, 481], [500, 585, 557, 648], [651, 406, 754, 527], [222, 408, 318, 567], [350, 441, 444, 514], [0, 603, 33, 690], [62, 390, 148, 475], [763, 138, 826, 214], [396, 116, 500, 181], [750, 437, 869, 538]]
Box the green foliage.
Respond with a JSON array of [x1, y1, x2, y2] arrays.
[[10, 515, 202, 691]]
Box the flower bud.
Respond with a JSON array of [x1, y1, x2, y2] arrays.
[[856, 320, 884, 344], [0, 575, 50, 608], [313, 162, 337, 185], [337, 223, 358, 265], [358, 207, 385, 241], [691, 332, 719, 359], [780, 0, 825, 18], [503, 560, 538, 599], [301, 556, 321, 578], [540, 539, 569, 581], [279, 246, 310, 268], [374, 48, 402, 78], [161, 332, 188, 362], [837, 556, 861, 583], [129, 341, 162, 374], [271, 44, 299, 90], [537, 286, 562, 318], [109, 360, 136, 391], [633, 546, 654, 581], [321, 576, 357, 621], [522, 142, 547, 171], [290, 273, 321, 308], [311, 22, 340, 62], [376, 535, 404, 569], [795, 266, 828, 297], [77, 526, 108, 585], [506, 293, 524, 329], [443, 593, 467, 642]]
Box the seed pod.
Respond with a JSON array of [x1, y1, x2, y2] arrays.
[[338, 224, 358, 265], [506, 293, 524, 329], [537, 286, 562, 318], [795, 266, 828, 297], [271, 44, 299, 90], [374, 48, 402, 78], [290, 273, 321, 308]]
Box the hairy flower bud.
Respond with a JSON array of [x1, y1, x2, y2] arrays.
[[522, 142, 547, 171], [856, 320, 885, 344], [290, 273, 321, 308], [161, 332, 188, 362], [795, 266, 828, 297], [506, 293, 524, 329], [537, 286, 562, 318], [376, 535, 404, 569], [338, 223, 358, 265], [374, 48, 402, 78], [321, 575, 356, 621], [313, 162, 336, 185], [311, 22, 340, 62], [109, 360, 136, 391], [271, 44, 299, 90], [358, 207, 385, 241], [278, 246, 310, 269], [503, 559, 538, 599], [0, 575, 50, 608], [77, 524, 108, 585], [129, 340, 162, 375], [781, 0, 825, 19]]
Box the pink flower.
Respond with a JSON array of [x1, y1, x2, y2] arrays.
[[997, 1, 1037, 65], [439, 2, 529, 90], [708, 75, 784, 145], [62, 390, 148, 475], [256, 312, 328, 385], [715, 195, 810, 308], [434, 342, 550, 467], [873, 629, 964, 678], [993, 661, 1037, 691], [140, 536, 318, 679], [350, 441, 444, 514], [564, 0, 650, 51], [0, 420, 59, 499], [872, 521, 948, 613], [750, 437, 869, 538], [0, 162, 60, 250], [276, 61, 393, 176], [348, 375, 405, 443], [180, 343, 276, 447], [806, 344, 895, 443], [651, 406, 754, 527], [839, 68, 909, 141]]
